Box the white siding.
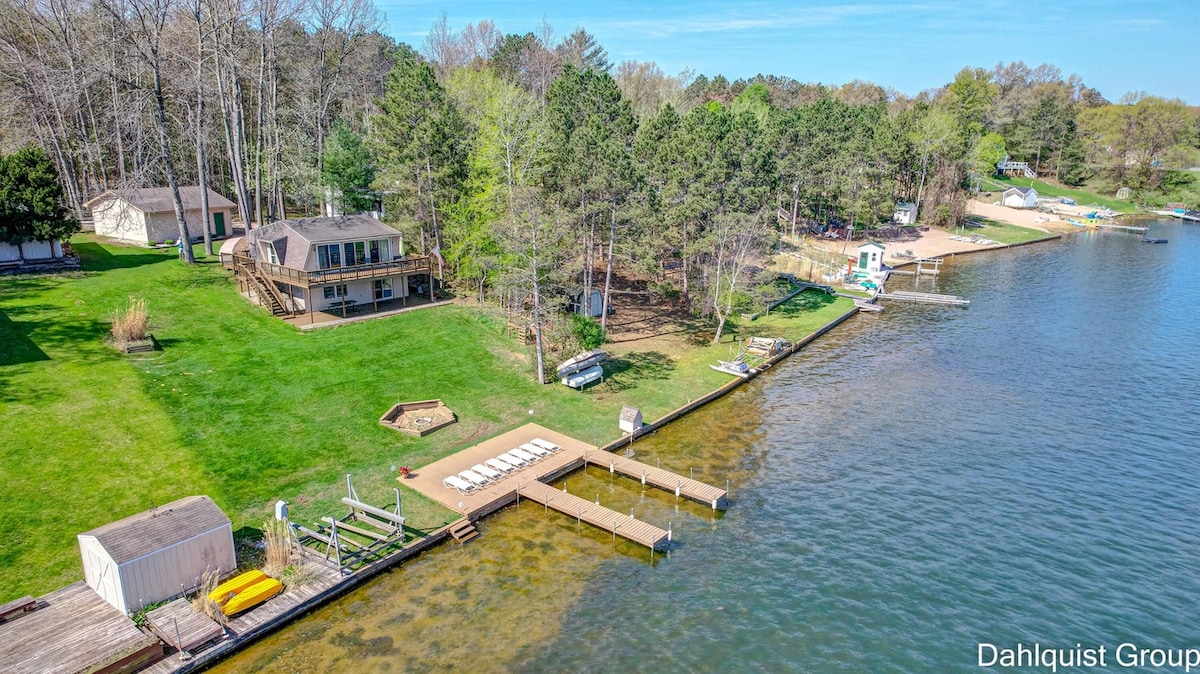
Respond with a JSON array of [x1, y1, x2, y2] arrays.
[[20, 240, 55, 260], [115, 524, 235, 613], [79, 536, 125, 614], [0, 242, 19, 262], [92, 201, 150, 243]]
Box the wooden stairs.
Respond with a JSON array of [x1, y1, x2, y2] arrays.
[[237, 262, 291, 316], [448, 519, 480, 544]]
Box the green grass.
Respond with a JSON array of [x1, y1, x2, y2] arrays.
[[0, 236, 852, 600], [960, 218, 1056, 245], [978, 175, 1135, 213]]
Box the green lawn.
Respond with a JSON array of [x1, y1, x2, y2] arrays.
[[960, 217, 1057, 245], [0, 236, 852, 600], [979, 175, 1135, 213]]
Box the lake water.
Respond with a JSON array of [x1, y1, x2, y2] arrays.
[[213, 219, 1200, 673]]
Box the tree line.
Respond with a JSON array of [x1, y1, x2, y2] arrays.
[[2, 8, 1197, 373]]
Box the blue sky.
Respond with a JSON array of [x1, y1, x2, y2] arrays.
[[374, 0, 1198, 104]]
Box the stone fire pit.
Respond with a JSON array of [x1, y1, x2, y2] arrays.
[[379, 399, 457, 436]]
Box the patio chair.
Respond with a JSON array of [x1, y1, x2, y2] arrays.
[[443, 475, 476, 494], [509, 447, 537, 463], [499, 451, 528, 467], [485, 457, 516, 473], [472, 463, 502, 480], [521, 442, 550, 458], [458, 469, 490, 487], [530, 438, 561, 452]]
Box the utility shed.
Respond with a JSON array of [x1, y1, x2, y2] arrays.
[[78, 495, 235, 615]]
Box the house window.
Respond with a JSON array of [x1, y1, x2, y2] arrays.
[[343, 241, 366, 266], [317, 244, 341, 270], [368, 239, 390, 263], [266, 243, 279, 265], [374, 278, 393, 300], [323, 284, 348, 300]]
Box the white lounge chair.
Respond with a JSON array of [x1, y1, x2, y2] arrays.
[[472, 463, 502, 480], [530, 438, 560, 452], [459, 469, 490, 487], [485, 457, 515, 473], [521, 442, 550, 458], [500, 450, 528, 467], [443, 475, 476, 494], [510, 447, 537, 463]]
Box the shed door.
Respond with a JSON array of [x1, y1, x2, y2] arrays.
[[858, 252, 869, 269], [213, 212, 226, 237]]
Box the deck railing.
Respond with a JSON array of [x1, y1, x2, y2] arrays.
[[224, 253, 431, 286]]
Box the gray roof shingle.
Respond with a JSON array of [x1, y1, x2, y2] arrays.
[[79, 495, 230, 564], [85, 187, 237, 214]]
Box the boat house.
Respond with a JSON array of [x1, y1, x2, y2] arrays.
[[855, 241, 886, 274], [1002, 186, 1038, 209], [78, 495, 235, 614], [86, 187, 237, 245], [228, 215, 433, 319]]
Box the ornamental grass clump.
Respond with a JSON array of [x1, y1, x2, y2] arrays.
[[261, 518, 292, 579], [110, 297, 150, 344]]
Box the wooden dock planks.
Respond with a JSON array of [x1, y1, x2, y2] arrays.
[[584, 452, 729, 510], [517, 481, 670, 550], [145, 598, 224, 653], [0, 581, 162, 674]]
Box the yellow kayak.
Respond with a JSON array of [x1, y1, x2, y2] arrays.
[[208, 569, 266, 606], [221, 577, 283, 616]]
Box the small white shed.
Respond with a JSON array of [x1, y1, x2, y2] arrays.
[[619, 405, 643, 434], [1002, 186, 1038, 209], [855, 241, 886, 273], [78, 495, 235, 615], [86, 187, 236, 245], [893, 202, 918, 225]]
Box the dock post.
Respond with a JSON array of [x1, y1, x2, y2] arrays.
[[641, 470, 646, 486], [675, 480, 681, 499], [668, 522, 672, 542], [690, 467, 694, 480], [173, 616, 184, 661], [577, 505, 581, 533]]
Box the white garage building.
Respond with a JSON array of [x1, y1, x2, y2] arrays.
[[77, 495, 236, 614], [86, 187, 236, 245]]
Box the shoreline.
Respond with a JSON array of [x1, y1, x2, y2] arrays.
[[167, 305, 863, 673], [181, 220, 1080, 671]]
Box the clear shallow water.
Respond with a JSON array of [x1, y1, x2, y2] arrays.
[[214, 220, 1200, 673]]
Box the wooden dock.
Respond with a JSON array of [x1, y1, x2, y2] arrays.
[[146, 598, 224, 654], [405, 423, 729, 547], [0, 581, 163, 673], [516, 480, 670, 550], [583, 451, 729, 510], [876, 290, 970, 306]]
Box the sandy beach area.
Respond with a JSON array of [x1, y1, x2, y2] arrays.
[[798, 198, 1076, 266]]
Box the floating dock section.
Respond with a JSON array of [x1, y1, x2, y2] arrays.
[[404, 423, 727, 551], [876, 290, 970, 306], [516, 481, 670, 550]]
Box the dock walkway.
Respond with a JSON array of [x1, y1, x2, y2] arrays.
[[516, 481, 670, 550], [584, 451, 728, 509]]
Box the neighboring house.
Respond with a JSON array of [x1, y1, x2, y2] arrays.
[[78, 495, 235, 615], [0, 238, 79, 273], [231, 215, 432, 318], [85, 187, 236, 245], [893, 202, 918, 225], [1002, 186, 1038, 209]]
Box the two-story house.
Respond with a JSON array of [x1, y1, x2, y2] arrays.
[[227, 215, 433, 320]]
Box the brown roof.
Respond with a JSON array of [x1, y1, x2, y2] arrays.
[[84, 187, 237, 213], [78, 495, 230, 564]]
